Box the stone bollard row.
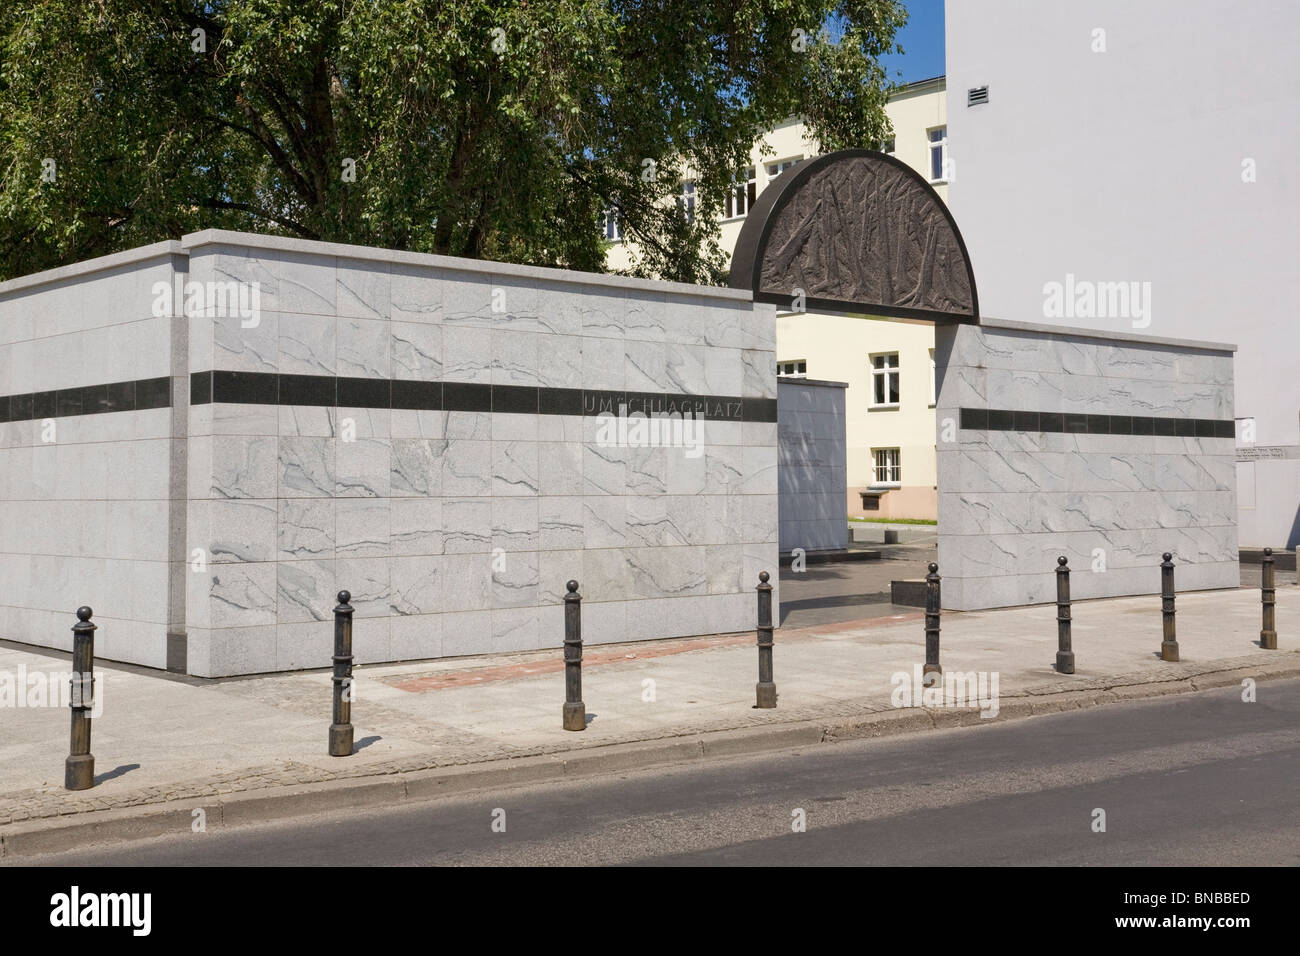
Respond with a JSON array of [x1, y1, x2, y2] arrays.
[[1054, 550, 1285, 672], [76, 548, 1279, 784]]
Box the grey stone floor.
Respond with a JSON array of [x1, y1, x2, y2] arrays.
[[778, 544, 936, 627]]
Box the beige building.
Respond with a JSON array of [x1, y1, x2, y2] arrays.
[[606, 76, 948, 520]]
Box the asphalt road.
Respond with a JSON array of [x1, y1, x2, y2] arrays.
[[15, 679, 1300, 866]]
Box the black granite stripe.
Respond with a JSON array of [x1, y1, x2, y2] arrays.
[[212, 370, 276, 405], [583, 390, 626, 416], [171, 371, 778, 424], [56, 389, 82, 417], [136, 376, 172, 411], [539, 387, 583, 416], [988, 409, 1014, 431], [280, 373, 334, 406], [708, 396, 746, 422], [189, 371, 211, 406], [391, 379, 441, 411], [106, 380, 136, 413], [492, 384, 538, 415], [743, 397, 777, 423], [443, 382, 491, 412], [337, 376, 391, 409], [959, 407, 1235, 439], [82, 384, 111, 415], [0, 376, 174, 423], [633, 392, 664, 417]]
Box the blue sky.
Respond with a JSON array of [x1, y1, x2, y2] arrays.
[[878, 0, 946, 85]]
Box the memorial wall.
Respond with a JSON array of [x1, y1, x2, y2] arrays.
[[0, 231, 779, 676]]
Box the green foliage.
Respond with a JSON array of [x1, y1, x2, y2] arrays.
[[0, 0, 905, 282]]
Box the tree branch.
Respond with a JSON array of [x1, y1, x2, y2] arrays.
[[196, 198, 317, 238]]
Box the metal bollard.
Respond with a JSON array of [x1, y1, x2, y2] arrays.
[[755, 571, 776, 708], [1260, 547, 1278, 649], [329, 590, 355, 757], [923, 562, 942, 685], [1055, 556, 1074, 674], [64, 606, 97, 791], [1160, 553, 1179, 662], [563, 580, 586, 731]]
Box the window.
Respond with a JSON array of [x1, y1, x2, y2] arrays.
[[601, 209, 622, 242], [929, 348, 936, 406], [873, 448, 902, 485], [777, 360, 807, 378], [928, 126, 948, 183], [678, 181, 696, 224], [871, 352, 900, 407], [765, 157, 802, 184], [724, 167, 757, 219]]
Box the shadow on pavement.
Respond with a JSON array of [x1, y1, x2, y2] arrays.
[[94, 763, 140, 785]]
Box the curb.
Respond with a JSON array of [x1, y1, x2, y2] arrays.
[[2, 655, 1298, 860]]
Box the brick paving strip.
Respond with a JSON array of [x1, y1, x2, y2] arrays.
[[0, 588, 1295, 857], [387, 612, 924, 692]]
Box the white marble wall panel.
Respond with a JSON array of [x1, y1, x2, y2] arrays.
[[169, 232, 777, 674], [936, 322, 1237, 610]]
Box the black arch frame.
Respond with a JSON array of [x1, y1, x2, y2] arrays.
[[728, 148, 979, 323]]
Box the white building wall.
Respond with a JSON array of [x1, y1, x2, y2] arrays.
[[946, 0, 1300, 546]]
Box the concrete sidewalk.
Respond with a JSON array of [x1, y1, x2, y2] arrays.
[[1, 583, 1297, 850]]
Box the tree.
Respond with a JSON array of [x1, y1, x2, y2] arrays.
[[0, 0, 906, 283]]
